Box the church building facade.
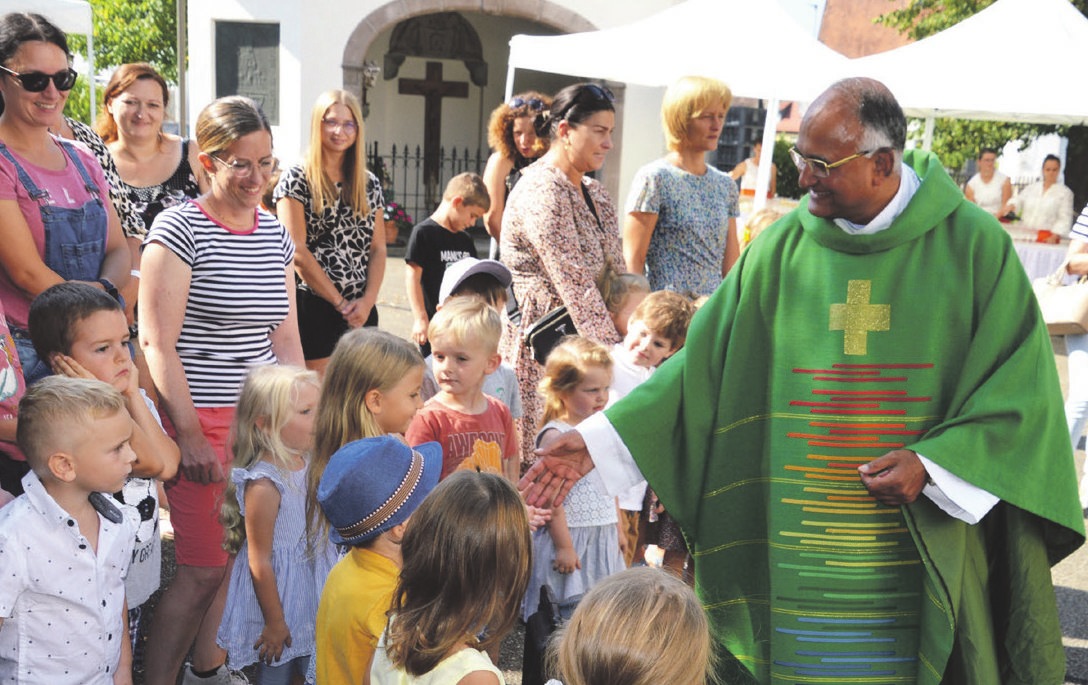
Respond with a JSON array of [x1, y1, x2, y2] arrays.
[[185, 0, 673, 213]]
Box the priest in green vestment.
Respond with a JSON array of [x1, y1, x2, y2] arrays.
[[521, 78, 1085, 685]]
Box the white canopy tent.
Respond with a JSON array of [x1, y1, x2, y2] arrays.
[[0, 0, 95, 119], [850, 0, 1088, 147], [505, 0, 852, 208]]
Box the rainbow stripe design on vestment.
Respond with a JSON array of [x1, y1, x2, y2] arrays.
[[768, 363, 934, 683]]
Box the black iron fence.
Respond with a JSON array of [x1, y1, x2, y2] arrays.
[[368, 141, 486, 226]]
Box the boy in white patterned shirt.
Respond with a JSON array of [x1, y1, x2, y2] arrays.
[[0, 376, 137, 684]]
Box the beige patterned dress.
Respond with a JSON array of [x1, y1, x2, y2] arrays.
[[499, 159, 623, 464]]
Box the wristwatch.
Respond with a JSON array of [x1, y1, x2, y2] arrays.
[[98, 278, 124, 308]]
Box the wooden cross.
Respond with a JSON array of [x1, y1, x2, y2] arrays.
[[399, 61, 469, 209], [829, 280, 890, 355]]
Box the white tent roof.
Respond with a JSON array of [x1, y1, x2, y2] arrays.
[[0, 0, 92, 35], [851, 0, 1088, 125], [507, 0, 850, 104]]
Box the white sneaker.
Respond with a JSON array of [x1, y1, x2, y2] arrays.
[[181, 664, 250, 685]]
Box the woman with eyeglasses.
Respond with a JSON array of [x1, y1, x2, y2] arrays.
[[482, 90, 551, 243], [274, 89, 386, 375], [499, 83, 624, 465], [140, 95, 303, 685], [0, 13, 130, 384], [624, 76, 739, 296]]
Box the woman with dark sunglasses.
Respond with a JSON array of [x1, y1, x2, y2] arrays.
[[0, 13, 129, 385], [499, 83, 624, 466], [482, 90, 551, 243]]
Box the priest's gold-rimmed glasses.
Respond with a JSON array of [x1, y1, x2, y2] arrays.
[[788, 146, 874, 178]]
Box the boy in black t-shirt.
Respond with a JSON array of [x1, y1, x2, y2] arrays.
[[405, 173, 490, 354]]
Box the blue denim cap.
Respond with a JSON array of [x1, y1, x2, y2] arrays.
[[317, 435, 442, 546]]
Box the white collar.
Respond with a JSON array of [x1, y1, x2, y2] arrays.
[[833, 162, 921, 235]]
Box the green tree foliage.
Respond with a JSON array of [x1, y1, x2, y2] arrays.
[[876, 0, 1088, 208], [774, 136, 801, 200], [63, 0, 177, 125]]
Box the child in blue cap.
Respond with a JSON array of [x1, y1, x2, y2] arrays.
[[313, 435, 442, 684]]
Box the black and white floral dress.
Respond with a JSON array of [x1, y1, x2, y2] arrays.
[[119, 139, 202, 236], [64, 117, 145, 238], [273, 164, 384, 301]]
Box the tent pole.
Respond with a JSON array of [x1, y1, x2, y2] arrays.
[[178, 0, 188, 136], [504, 62, 515, 102], [491, 62, 517, 258], [753, 97, 780, 213], [922, 115, 935, 151], [87, 26, 95, 122]]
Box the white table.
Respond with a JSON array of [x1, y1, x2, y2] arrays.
[[1005, 224, 1070, 282]]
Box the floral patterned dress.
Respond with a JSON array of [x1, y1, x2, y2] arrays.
[[499, 159, 623, 464], [625, 158, 739, 295], [119, 140, 203, 236]]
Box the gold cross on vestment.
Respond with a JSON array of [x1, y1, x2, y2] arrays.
[[829, 280, 890, 355]]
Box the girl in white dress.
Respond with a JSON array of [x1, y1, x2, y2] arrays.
[[522, 336, 626, 621]]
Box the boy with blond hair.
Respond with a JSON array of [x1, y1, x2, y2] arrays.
[[420, 257, 521, 421], [0, 376, 138, 684], [405, 173, 490, 353], [406, 297, 518, 483], [607, 290, 694, 566], [28, 283, 180, 645]]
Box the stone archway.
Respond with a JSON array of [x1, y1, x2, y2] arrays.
[[340, 0, 596, 98]]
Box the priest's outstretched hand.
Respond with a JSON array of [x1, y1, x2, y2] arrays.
[[858, 449, 928, 506], [519, 431, 596, 507]]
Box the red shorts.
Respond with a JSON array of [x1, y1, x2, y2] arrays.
[[163, 406, 235, 567]]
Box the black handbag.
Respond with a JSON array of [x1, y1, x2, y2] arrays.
[[522, 584, 582, 685], [524, 305, 577, 365]]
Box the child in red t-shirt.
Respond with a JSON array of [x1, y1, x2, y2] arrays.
[[406, 297, 518, 483]]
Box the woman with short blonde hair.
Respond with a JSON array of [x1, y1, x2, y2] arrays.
[[624, 75, 739, 296]]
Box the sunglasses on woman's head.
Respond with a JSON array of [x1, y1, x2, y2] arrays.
[[0, 65, 78, 92], [508, 97, 545, 112], [581, 84, 614, 103]]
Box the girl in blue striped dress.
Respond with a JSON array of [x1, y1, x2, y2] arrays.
[[217, 365, 322, 683]]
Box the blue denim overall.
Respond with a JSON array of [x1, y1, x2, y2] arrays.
[[0, 140, 107, 383]]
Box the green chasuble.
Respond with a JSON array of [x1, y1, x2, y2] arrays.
[[607, 150, 1085, 685]]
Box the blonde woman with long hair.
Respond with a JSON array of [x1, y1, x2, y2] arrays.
[[275, 89, 387, 375]]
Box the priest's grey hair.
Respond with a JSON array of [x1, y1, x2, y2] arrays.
[[831, 77, 906, 167]]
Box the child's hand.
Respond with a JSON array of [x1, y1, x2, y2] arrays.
[[51, 354, 97, 381], [526, 504, 551, 532], [411, 318, 429, 346], [553, 546, 581, 574], [119, 356, 140, 398], [254, 620, 292, 665], [617, 524, 629, 557]]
